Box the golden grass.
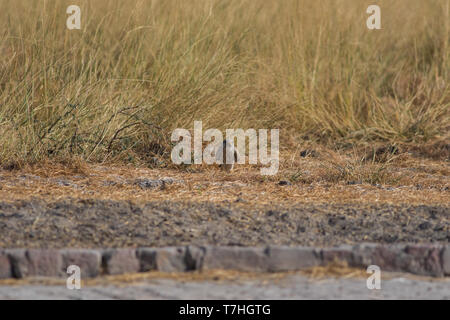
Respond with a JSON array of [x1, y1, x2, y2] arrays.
[[0, 0, 448, 167], [0, 149, 447, 205]]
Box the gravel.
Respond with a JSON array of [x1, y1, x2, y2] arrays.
[[0, 199, 448, 248]]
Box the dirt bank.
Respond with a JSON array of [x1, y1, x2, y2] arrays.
[[0, 199, 448, 248]]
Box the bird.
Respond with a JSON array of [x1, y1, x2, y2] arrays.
[[216, 139, 240, 171]]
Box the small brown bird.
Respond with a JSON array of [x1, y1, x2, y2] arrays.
[[216, 139, 240, 171]]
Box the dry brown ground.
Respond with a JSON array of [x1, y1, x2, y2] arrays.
[[0, 147, 448, 205], [0, 147, 447, 250]]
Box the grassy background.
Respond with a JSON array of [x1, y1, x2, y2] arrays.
[[0, 0, 448, 168]]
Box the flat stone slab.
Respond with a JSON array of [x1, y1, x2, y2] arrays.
[[103, 249, 140, 275], [0, 250, 12, 279], [60, 249, 102, 278], [0, 244, 448, 279], [6, 249, 63, 278], [200, 246, 269, 272], [266, 246, 320, 272], [137, 247, 187, 272], [441, 246, 450, 276]]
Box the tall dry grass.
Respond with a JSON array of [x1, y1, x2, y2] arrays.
[[0, 0, 448, 167]]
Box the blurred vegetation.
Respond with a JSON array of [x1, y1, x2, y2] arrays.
[[0, 0, 448, 168]]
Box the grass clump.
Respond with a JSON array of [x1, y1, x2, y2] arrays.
[[0, 0, 448, 168]]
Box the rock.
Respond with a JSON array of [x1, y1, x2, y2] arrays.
[[0, 250, 12, 279], [134, 177, 175, 190], [404, 244, 444, 277], [137, 247, 188, 272], [372, 245, 410, 272], [7, 249, 62, 278], [351, 243, 445, 277], [60, 249, 102, 278], [155, 247, 187, 272], [102, 249, 140, 275], [6, 249, 28, 278], [350, 243, 379, 267], [137, 248, 157, 272], [185, 246, 205, 271], [26, 249, 63, 277], [266, 246, 319, 271], [442, 246, 450, 276], [200, 247, 269, 272], [321, 245, 354, 265]]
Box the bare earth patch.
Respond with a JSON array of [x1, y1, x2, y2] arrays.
[[0, 198, 448, 248], [0, 151, 448, 205], [0, 155, 448, 248]]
